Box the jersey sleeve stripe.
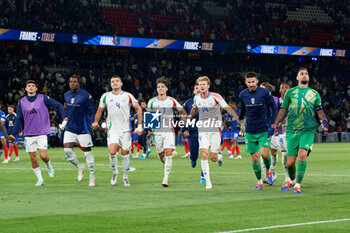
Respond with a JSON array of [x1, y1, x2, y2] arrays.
[[169, 97, 177, 107]]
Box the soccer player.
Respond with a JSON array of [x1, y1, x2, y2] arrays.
[[92, 75, 143, 187], [227, 101, 242, 160], [147, 77, 187, 187], [239, 72, 277, 191], [62, 75, 97, 186], [138, 100, 152, 159], [260, 82, 279, 181], [5, 105, 20, 161], [11, 80, 65, 186], [183, 83, 205, 182], [274, 68, 328, 193], [189, 76, 240, 189], [278, 83, 290, 182], [0, 107, 9, 163], [221, 113, 232, 156]]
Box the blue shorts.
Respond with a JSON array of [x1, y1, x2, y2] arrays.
[[183, 135, 189, 140], [231, 130, 239, 141], [133, 133, 138, 142], [222, 129, 231, 139]]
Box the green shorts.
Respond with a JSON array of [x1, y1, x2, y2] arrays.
[[286, 131, 315, 157], [245, 132, 270, 154]]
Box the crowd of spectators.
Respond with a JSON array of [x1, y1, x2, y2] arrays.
[[0, 41, 349, 134], [1, 0, 349, 48]]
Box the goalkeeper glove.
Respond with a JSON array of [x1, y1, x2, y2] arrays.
[[321, 118, 328, 132]]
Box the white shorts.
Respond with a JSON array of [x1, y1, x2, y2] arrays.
[[270, 135, 280, 150], [25, 135, 48, 152], [107, 131, 132, 151], [198, 132, 221, 153], [64, 131, 93, 147], [154, 132, 175, 153], [279, 133, 287, 152]]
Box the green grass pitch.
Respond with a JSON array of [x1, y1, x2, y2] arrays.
[[0, 143, 349, 233]]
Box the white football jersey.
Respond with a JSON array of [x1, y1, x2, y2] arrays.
[[147, 96, 183, 134], [193, 92, 228, 132], [99, 91, 137, 132]]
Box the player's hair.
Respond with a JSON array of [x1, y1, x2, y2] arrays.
[[70, 74, 82, 85], [111, 75, 122, 81], [280, 82, 290, 89], [297, 67, 308, 75], [245, 72, 257, 79], [140, 99, 146, 103], [197, 76, 210, 85], [26, 80, 38, 87], [260, 82, 273, 92], [194, 82, 199, 87], [229, 101, 236, 108], [156, 77, 168, 88], [8, 105, 14, 109]]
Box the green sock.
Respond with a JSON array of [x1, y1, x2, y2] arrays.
[[288, 165, 296, 181], [252, 161, 262, 180], [297, 159, 307, 184], [263, 155, 271, 171]]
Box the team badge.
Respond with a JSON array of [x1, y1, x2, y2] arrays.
[[251, 98, 255, 104], [71, 98, 75, 104]]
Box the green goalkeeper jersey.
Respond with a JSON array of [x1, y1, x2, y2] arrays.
[[281, 86, 322, 134]]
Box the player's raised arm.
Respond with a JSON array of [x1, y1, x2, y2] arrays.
[[92, 92, 108, 130], [44, 95, 66, 120], [92, 107, 104, 130], [223, 106, 241, 125], [133, 103, 143, 135], [188, 106, 198, 119]]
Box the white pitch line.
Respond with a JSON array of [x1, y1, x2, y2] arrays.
[[217, 218, 350, 233]]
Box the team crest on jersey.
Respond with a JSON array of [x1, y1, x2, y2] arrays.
[[251, 98, 255, 104], [71, 98, 75, 104], [305, 90, 316, 102]]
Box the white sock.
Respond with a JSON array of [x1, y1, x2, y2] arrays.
[[33, 167, 43, 182], [122, 155, 130, 179], [295, 183, 300, 188], [136, 152, 139, 156], [64, 148, 81, 168], [164, 156, 172, 178], [84, 151, 95, 176], [201, 160, 210, 182], [260, 157, 267, 177], [109, 154, 119, 175], [257, 179, 263, 184], [281, 151, 290, 181], [45, 160, 53, 170]]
